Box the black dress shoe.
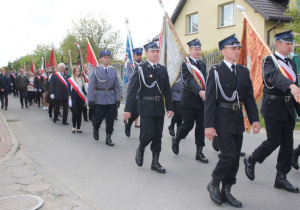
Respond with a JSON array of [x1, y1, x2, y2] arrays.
[[292, 148, 300, 170], [135, 147, 144, 167], [77, 130, 82, 133], [168, 125, 175, 137], [84, 118, 88, 122], [244, 156, 256, 181], [93, 127, 99, 141], [49, 113, 52, 119], [53, 118, 57, 123], [151, 152, 166, 173], [207, 179, 222, 205], [125, 123, 131, 137], [135, 125, 140, 128], [212, 136, 219, 152], [63, 122, 69, 125], [274, 172, 299, 193], [240, 152, 246, 157], [172, 136, 180, 155], [221, 185, 242, 208], [196, 146, 208, 163], [105, 133, 114, 146]]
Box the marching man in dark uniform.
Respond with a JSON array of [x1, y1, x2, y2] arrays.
[[124, 42, 173, 173], [205, 34, 260, 207], [168, 71, 183, 137], [34, 69, 45, 108], [171, 38, 208, 163], [88, 49, 120, 146], [50, 63, 70, 125], [125, 47, 143, 137], [244, 31, 300, 193]]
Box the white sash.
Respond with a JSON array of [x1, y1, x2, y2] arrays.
[[277, 60, 296, 82], [68, 77, 86, 102], [55, 72, 68, 89]]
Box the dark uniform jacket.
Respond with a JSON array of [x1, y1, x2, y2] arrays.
[[16, 75, 30, 90], [204, 61, 259, 134], [0, 74, 11, 91], [49, 73, 70, 101], [262, 54, 300, 121], [181, 57, 206, 109], [34, 75, 44, 91], [124, 62, 173, 117]]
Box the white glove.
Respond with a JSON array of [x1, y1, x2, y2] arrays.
[[50, 94, 55, 99], [85, 100, 88, 106], [39, 89, 42, 92], [34, 88, 37, 92], [68, 99, 72, 107], [11, 83, 13, 86]]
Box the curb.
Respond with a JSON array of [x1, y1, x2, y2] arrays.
[[0, 111, 19, 157]]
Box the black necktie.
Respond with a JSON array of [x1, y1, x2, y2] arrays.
[[105, 68, 108, 74], [284, 58, 289, 65], [231, 64, 236, 76], [153, 65, 157, 74]]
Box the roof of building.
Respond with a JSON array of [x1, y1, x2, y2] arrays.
[[244, 0, 293, 21]]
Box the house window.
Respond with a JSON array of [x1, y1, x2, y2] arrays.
[[188, 13, 198, 34], [220, 3, 234, 27]]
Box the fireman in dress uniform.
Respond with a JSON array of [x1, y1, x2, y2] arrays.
[[87, 49, 120, 146]]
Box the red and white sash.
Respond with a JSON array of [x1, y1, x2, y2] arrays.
[[82, 71, 89, 83], [67, 77, 86, 102], [11, 74, 16, 79], [29, 84, 34, 87], [186, 61, 206, 90], [41, 73, 46, 80], [55, 72, 68, 89], [36, 75, 40, 80], [278, 59, 296, 82]]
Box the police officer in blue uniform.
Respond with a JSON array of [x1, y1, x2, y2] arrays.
[[168, 72, 183, 137], [125, 47, 143, 137], [172, 38, 208, 163], [88, 49, 120, 146], [124, 42, 174, 173], [245, 31, 300, 193], [205, 34, 260, 207]]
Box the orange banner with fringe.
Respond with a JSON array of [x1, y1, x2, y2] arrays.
[[238, 18, 269, 133]]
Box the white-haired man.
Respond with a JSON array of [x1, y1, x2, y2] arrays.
[[50, 63, 70, 124]]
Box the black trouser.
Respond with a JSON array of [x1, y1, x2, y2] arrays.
[[170, 101, 182, 126], [13, 84, 18, 97], [212, 132, 243, 185], [49, 103, 54, 116], [177, 107, 205, 146], [36, 91, 42, 106], [19, 89, 28, 106], [83, 106, 95, 121], [94, 104, 117, 134], [252, 115, 295, 174], [139, 116, 164, 152], [54, 100, 68, 123], [0, 91, 8, 109], [71, 98, 84, 129], [27, 91, 34, 104]]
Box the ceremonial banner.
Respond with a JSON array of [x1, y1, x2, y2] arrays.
[[158, 16, 185, 87], [86, 38, 98, 72], [123, 24, 134, 104], [238, 18, 269, 132], [30, 57, 34, 73], [75, 43, 84, 72], [48, 47, 57, 67]]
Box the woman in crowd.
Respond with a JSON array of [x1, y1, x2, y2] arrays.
[[27, 72, 35, 106], [68, 66, 87, 133]]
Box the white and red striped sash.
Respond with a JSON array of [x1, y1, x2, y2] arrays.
[[278, 59, 296, 82], [55, 72, 68, 89], [82, 71, 89, 83], [67, 78, 86, 102]]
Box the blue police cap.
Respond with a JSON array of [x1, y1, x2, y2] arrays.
[[274, 30, 294, 43], [144, 42, 159, 51], [219, 34, 241, 50], [99, 49, 111, 58], [187, 38, 201, 47], [132, 48, 143, 54]]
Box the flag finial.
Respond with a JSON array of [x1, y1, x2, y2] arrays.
[[236, 4, 246, 12]]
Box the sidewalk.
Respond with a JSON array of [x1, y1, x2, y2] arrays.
[[0, 112, 94, 209]]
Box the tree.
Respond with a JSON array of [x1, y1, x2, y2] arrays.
[[60, 34, 78, 64], [285, 2, 300, 52], [60, 13, 123, 64]]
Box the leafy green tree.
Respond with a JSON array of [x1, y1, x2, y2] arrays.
[[285, 2, 300, 53]]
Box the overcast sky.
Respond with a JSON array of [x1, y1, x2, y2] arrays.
[[0, 0, 179, 67]]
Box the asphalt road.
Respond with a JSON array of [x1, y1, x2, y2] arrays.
[[2, 95, 300, 209]]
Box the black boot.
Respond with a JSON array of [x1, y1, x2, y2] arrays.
[[207, 179, 222, 205], [151, 152, 166, 173], [172, 136, 181, 155], [105, 133, 114, 146], [93, 127, 99, 141], [274, 171, 299, 193], [240, 152, 246, 157], [135, 147, 144, 167], [244, 155, 256, 181], [292, 146, 300, 170], [125, 122, 131, 137], [168, 123, 175, 137], [212, 136, 219, 152], [221, 184, 242, 208], [196, 146, 208, 163]]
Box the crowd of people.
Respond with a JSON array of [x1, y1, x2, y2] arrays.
[[1, 30, 300, 208]]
